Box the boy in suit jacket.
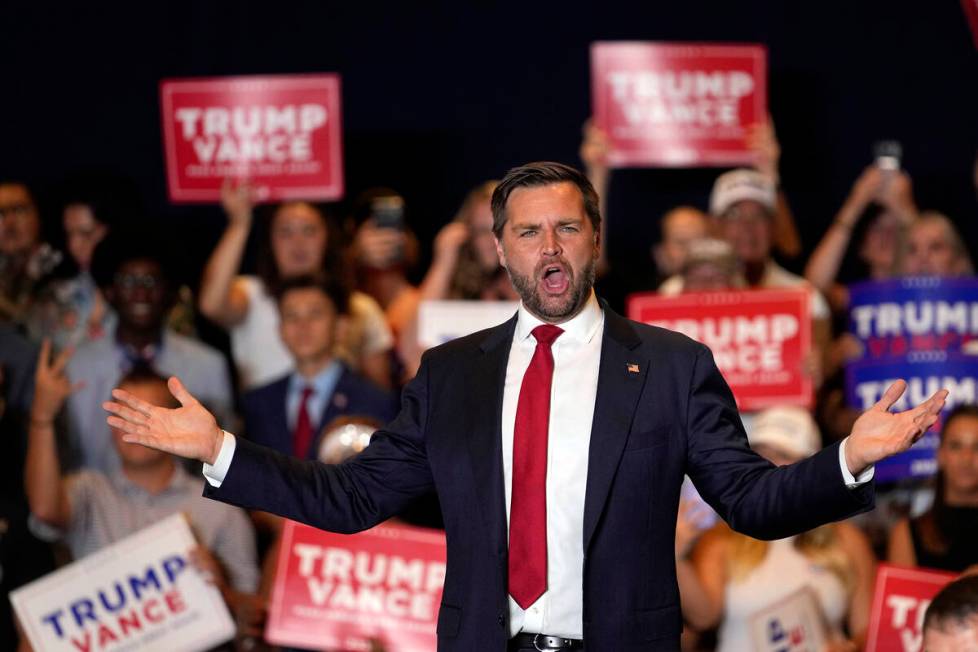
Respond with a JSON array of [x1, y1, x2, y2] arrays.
[[241, 274, 396, 460]]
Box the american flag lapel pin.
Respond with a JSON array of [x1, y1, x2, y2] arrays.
[[627, 363, 640, 374]]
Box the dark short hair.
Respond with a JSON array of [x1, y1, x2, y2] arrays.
[[273, 273, 350, 315], [490, 162, 601, 237], [89, 228, 176, 291], [924, 575, 978, 633]]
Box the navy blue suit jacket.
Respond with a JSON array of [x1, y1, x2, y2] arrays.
[[240, 365, 397, 458], [205, 305, 874, 651]]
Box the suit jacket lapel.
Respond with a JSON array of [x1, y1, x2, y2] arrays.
[[583, 306, 648, 552], [466, 314, 517, 559]]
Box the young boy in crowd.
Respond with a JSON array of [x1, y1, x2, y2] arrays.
[[240, 274, 396, 460]]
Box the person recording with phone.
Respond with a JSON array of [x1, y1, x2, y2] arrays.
[[347, 189, 422, 386], [804, 141, 919, 313], [198, 180, 395, 390]]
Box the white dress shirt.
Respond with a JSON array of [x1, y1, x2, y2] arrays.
[[502, 292, 604, 639], [203, 291, 873, 639]]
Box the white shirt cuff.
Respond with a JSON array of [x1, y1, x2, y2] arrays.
[[202, 430, 237, 488], [839, 437, 874, 488]]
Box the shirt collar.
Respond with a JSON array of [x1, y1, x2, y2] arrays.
[[288, 359, 344, 396], [110, 462, 191, 497], [515, 290, 603, 346]]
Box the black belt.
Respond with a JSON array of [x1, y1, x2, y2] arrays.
[[509, 632, 584, 650]]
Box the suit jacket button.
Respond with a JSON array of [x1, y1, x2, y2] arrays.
[[497, 613, 505, 627]]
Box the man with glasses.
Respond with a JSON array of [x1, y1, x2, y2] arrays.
[[62, 232, 233, 473]]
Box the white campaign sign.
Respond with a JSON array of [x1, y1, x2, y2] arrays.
[[749, 586, 830, 652], [417, 300, 518, 348], [11, 513, 235, 652]]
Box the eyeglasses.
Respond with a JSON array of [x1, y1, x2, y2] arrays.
[[0, 203, 36, 221], [114, 273, 163, 291]]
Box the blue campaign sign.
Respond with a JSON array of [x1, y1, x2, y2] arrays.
[[848, 277, 978, 360], [845, 353, 978, 483]]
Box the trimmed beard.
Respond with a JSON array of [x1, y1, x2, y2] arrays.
[[506, 256, 597, 322]]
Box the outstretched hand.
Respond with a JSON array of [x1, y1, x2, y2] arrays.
[[103, 377, 224, 465], [845, 380, 948, 477]]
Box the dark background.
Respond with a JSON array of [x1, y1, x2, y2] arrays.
[[3, 0, 977, 293]]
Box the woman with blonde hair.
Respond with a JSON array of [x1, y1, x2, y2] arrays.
[[681, 407, 877, 651]]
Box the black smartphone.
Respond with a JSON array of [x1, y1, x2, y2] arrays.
[[873, 140, 902, 171]]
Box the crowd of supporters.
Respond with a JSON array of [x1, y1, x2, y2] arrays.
[[1, 115, 976, 652]]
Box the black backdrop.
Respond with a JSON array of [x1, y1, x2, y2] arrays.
[[3, 0, 977, 295]]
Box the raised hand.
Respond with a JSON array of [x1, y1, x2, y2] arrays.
[[354, 219, 405, 269], [579, 119, 610, 176], [220, 178, 265, 226], [432, 220, 469, 262], [103, 376, 224, 465], [847, 166, 885, 214], [845, 380, 948, 476], [32, 339, 83, 422], [746, 118, 781, 182], [876, 170, 917, 223]]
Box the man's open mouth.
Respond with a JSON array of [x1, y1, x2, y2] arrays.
[[541, 265, 569, 294]]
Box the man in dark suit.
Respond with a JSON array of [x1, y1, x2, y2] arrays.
[[241, 275, 396, 460], [106, 162, 947, 652]]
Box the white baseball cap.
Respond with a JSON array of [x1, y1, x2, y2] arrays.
[[709, 169, 776, 217], [746, 406, 821, 459]]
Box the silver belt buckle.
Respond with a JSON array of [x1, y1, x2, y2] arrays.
[[533, 634, 561, 651]]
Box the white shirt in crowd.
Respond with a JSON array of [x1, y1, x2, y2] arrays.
[[231, 275, 394, 390]]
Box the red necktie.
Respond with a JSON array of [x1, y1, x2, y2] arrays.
[[509, 324, 563, 609], [293, 386, 315, 458]]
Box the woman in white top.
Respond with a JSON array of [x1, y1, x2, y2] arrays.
[[198, 181, 393, 391], [680, 407, 877, 652]]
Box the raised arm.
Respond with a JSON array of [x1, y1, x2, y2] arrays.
[[198, 179, 261, 328], [805, 167, 882, 292], [25, 341, 82, 528], [748, 119, 802, 259], [580, 120, 611, 276], [418, 220, 470, 301]]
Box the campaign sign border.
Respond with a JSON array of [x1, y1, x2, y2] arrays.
[[417, 300, 520, 348], [266, 520, 447, 652], [864, 563, 958, 652], [160, 73, 344, 203], [626, 288, 812, 411], [10, 513, 234, 652], [844, 353, 978, 483], [847, 276, 978, 360], [591, 41, 767, 168]]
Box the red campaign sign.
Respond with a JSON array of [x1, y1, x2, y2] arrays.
[[591, 42, 766, 167], [160, 74, 344, 202], [865, 563, 958, 652], [627, 289, 811, 411], [266, 520, 446, 652]]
